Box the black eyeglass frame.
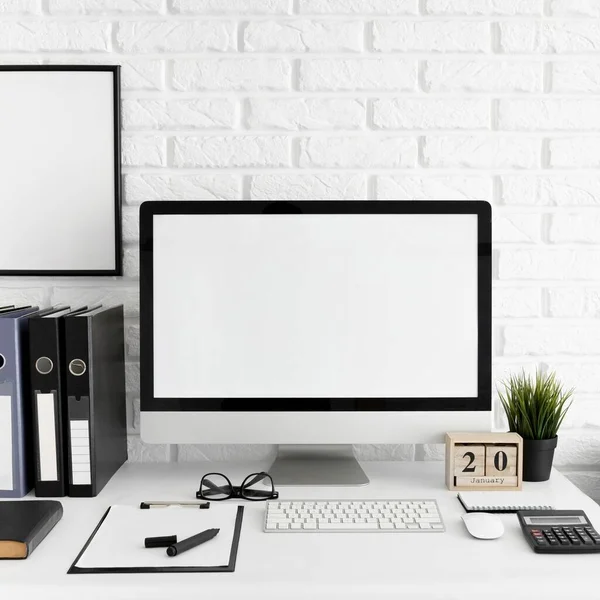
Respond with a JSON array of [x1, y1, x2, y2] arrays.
[[196, 471, 279, 502]]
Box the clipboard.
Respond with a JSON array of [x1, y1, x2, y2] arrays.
[[68, 505, 244, 574]]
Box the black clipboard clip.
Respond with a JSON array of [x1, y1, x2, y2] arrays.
[[140, 501, 210, 509]]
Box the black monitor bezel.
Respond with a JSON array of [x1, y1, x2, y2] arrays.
[[140, 201, 491, 412]]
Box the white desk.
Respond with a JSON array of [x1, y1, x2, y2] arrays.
[[2, 461, 598, 600]]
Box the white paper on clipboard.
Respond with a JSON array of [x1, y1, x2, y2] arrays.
[[74, 505, 240, 569]]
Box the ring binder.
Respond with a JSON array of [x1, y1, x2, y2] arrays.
[[64, 305, 127, 498], [0, 306, 41, 498]]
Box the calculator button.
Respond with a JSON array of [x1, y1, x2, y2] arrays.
[[576, 532, 594, 545], [581, 537, 594, 545]]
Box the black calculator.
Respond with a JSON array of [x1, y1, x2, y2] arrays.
[[517, 510, 600, 553]]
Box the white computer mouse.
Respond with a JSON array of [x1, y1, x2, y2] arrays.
[[462, 512, 505, 540]]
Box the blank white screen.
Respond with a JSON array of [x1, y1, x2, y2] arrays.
[[153, 214, 478, 399], [0, 71, 116, 271]]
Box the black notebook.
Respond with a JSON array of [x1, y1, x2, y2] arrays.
[[0, 500, 63, 559], [458, 492, 554, 513]]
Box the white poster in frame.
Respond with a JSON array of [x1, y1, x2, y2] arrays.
[[0, 65, 122, 276]]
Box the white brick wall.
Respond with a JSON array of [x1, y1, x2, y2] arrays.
[[2, 0, 600, 499]]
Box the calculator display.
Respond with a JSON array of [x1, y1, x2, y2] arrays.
[[525, 516, 586, 525]]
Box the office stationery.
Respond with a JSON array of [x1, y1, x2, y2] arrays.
[[144, 535, 177, 548], [0, 306, 41, 497], [0, 500, 63, 559], [446, 432, 523, 491], [141, 501, 210, 509], [264, 499, 444, 532], [64, 305, 127, 497], [197, 471, 278, 501], [166, 528, 219, 557], [0, 66, 122, 276], [3, 461, 599, 596], [517, 510, 600, 553], [458, 491, 554, 513], [69, 504, 243, 573], [29, 306, 89, 497], [461, 513, 504, 540]]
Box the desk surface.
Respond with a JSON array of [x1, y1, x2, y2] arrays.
[[1, 461, 598, 600]]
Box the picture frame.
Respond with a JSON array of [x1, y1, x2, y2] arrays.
[[0, 65, 122, 276]]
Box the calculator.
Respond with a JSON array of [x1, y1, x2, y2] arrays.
[[517, 510, 600, 553]]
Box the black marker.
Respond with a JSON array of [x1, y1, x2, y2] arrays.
[[166, 528, 220, 557]]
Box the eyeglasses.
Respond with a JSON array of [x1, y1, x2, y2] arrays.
[[196, 472, 279, 502]]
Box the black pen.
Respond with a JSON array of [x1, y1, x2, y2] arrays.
[[166, 528, 220, 557]]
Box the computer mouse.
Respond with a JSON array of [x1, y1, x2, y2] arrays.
[[461, 512, 504, 540]]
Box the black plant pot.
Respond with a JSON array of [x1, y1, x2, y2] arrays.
[[522, 437, 558, 482]]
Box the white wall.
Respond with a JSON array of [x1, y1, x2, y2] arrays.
[[1, 0, 600, 498]]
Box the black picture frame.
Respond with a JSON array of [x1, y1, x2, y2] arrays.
[[140, 200, 492, 413], [0, 65, 122, 277]]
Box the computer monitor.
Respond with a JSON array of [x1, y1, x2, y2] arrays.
[[140, 201, 492, 485]]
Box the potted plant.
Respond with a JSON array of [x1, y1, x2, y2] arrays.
[[499, 370, 573, 482]]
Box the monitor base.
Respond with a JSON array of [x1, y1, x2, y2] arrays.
[[268, 445, 369, 487]]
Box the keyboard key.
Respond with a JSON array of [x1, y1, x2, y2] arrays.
[[419, 523, 432, 529]]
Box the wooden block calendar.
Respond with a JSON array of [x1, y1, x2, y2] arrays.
[[445, 432, 523, 491]]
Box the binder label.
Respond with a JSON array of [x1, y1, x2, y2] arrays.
[[0, 395, 13, 490], [70, 419, 91, 485], [36, 392, 58, 482]]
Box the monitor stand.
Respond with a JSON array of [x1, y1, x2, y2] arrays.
[[268, 445, 369, 486]]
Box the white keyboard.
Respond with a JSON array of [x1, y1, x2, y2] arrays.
[[264, 499, 444, 533]]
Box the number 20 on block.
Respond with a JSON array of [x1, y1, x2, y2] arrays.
[[445, 432, 523, 491]]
